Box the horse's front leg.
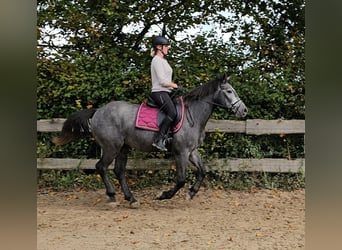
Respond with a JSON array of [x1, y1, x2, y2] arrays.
[[157, 152, 188, 200], [188, 149, 206, 199], [114, 145, 138, 207]]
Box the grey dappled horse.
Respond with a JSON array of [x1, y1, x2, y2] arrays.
[[53, 73, 248, 207]]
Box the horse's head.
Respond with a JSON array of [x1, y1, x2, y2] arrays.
[[213, 73, 248, 117]]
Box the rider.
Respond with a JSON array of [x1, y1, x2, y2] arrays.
[[150, 36, 178, 151]]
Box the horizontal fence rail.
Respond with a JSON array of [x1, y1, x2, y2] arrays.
[[37, 118, 305, 134], [37, 158, 305, 173], [37, 119, 305, 173]]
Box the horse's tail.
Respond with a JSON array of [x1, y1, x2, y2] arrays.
[[52, 108, 97, 145]]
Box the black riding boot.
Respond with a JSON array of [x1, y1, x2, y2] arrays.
[[152, 116, 173, 151]]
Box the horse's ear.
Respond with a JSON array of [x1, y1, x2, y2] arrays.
[[222, 73, 231, 83]]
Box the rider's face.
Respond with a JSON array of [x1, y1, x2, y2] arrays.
[[158, 45, 169, 55]]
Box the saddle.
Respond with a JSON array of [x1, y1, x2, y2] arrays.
[[135, 96, 185, 133]]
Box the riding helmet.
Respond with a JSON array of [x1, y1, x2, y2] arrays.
[[152, 36, 170, 47]]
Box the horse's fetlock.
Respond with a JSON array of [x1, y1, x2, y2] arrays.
[[188, 189, 196, 199], [107, 191, 116, 199], [108, 196, 116, 203], [177, 181, 186, 189]]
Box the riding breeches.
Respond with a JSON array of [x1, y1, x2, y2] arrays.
[[149, 91, 177, 121]]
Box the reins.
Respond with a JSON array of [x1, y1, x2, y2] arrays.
[[180, 85, 243, 126], [198, 98, 241, 111], [156, 83, 242, 127]]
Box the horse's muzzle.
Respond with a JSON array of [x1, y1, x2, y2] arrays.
[[232, 100, 248, 117]]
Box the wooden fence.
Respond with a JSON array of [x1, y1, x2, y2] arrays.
[[37, 119, 305, 173]]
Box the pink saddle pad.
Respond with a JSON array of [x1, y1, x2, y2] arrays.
[[135, 97, 184, 133]]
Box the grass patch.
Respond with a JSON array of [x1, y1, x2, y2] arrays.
[[37, 168, 305, 192]]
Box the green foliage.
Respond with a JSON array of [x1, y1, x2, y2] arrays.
[[37, 168, 305, 192], [37, 170, 106, 191], [206, 171, 305, 191], [37, 133, 101, 158], [199, 134, 304, 160], [37, 0, 305, 119]]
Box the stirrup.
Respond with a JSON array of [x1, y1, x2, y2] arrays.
[[152, 140, 167, 152]]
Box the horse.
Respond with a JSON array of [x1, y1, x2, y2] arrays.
[[52, 73, 248, 207]]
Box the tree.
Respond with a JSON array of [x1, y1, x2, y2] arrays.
[[227, 0, 305, 118], [37, 0, 305, 120]]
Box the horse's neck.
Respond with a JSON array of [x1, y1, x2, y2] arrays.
[[187, 98, 214, 128]]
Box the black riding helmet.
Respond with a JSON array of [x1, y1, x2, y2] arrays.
[[152, 36, 170, 47]]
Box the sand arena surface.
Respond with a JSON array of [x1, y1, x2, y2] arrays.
[[37, 187, 304, 250]]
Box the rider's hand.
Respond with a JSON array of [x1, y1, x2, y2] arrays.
[[169, 82, 178, 89]]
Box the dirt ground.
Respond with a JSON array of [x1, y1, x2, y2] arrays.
[[37, 187, 305, 250]]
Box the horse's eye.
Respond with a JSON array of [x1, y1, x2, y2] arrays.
[[227, 90, 232, 94]]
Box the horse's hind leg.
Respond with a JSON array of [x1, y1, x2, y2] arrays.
[[114, 145, 138, 206], [188, 149, 206, 199], [96, 152, 116, 202]]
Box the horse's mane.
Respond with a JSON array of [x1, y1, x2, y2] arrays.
[[183, 77, 221, 102]]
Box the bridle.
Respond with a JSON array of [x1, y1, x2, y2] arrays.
[[206, 88, 243, 112], [180, 85, 243, 111], [200, 98, 242, 112], [182, 86, 243, 126], [231, 98, 243, 111]]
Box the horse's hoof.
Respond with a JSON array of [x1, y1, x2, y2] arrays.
[[155, 191, 163, 200], [188, 189, 199, 200], [156, 190, 173, 200], [108, 196, 116, 202], [108, 201, 120, 207], [129, 200, 140, 209]]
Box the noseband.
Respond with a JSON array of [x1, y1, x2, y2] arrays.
[[205, 89, 243, 113], [231, 98, 242, 111]]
